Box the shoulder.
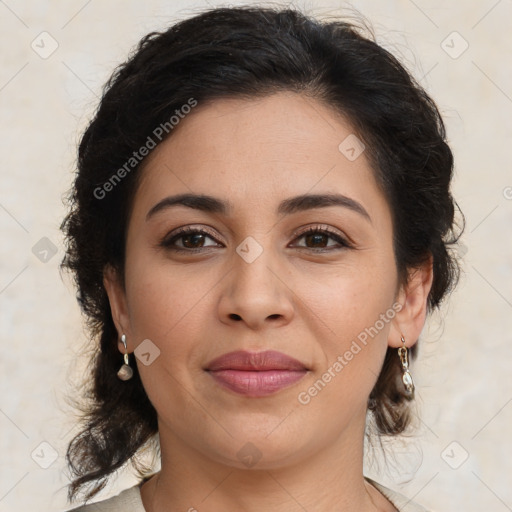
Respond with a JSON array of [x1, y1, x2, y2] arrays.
[[64, 484, 145, 512], [366, 477, 433, 512]]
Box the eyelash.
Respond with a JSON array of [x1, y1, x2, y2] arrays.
[[159, 225, 352, 253]]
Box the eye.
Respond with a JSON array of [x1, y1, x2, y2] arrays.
[[159, 227, 221, 252], [290, 225, 351, 251]]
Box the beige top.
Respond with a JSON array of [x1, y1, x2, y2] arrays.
[[67, 477, 431, 512]]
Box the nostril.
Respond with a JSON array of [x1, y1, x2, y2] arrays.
[[229, 313, 242, 321]]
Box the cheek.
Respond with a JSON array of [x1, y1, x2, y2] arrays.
[[124, 249, 218, 366], [303, 256, 397, 395], [302, 253, 397, 336], [123, 258, 212, 411], [296, 283, 395, 420], [125, 241, 193, 329]]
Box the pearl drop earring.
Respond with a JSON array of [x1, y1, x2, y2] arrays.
[[117, 334, 133, 381]]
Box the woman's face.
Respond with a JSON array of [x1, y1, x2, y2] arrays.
[[106, 91, 410, 469]]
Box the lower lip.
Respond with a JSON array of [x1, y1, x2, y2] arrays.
[[207, 369, 307, 397]]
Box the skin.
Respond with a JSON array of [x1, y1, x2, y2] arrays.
[[104, 91, 433, 512]]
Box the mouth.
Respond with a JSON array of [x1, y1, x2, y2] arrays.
[[204, 350, 309, 397]]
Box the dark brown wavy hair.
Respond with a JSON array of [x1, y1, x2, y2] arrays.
[[60, 5, 463, 504]]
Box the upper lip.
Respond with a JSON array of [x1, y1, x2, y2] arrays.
[[205, 350, 308, 371]]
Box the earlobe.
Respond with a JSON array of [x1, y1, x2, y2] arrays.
[[103, 264, 131, 350], [388, 255, 434, 348]]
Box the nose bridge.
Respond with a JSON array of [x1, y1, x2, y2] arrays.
[[233, 239, 276, 295], [218, 232, 294, 327], [232, 233, 280, 298]]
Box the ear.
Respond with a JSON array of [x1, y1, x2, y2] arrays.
[[388, 254, 434, 349], [103, 264, 133, 353]]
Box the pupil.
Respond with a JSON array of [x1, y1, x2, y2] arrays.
[[183, 234, 204, 248], [307, 233, 327, 247]]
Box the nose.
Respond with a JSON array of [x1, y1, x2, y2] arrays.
[[217, 241, 295, 330]]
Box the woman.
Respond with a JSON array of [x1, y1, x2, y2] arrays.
[[61, 6, 462, 511]]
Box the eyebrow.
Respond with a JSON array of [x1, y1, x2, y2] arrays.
[[146, 192, 371, 222]]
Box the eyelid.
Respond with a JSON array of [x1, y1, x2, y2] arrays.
[[289, 224, 352, 249], [290, 223, 347, 240], [161, 224, 221, 246]]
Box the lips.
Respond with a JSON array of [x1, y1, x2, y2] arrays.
[[205, 350, 308, 397], [205, 350, 308, 372]]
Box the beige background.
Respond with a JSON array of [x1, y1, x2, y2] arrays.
[[1, 1, 511, 511]]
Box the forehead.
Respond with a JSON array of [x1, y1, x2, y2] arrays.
[[131, 92, 388, 223]]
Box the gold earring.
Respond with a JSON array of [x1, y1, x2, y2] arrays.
[[117, 334, 133, 381], [398, 334, 414, 398]]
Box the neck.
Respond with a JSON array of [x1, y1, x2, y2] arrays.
[[140, 413, 393, 512]]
